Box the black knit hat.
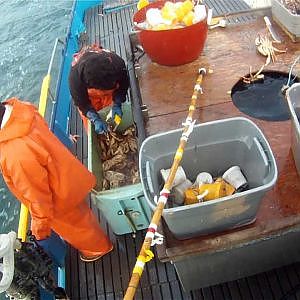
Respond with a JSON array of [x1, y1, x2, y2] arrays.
[[82, 52, 118, 90]]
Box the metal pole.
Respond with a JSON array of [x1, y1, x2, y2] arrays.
[[124, 67, 206, 300], [47, 38, 65, 75]]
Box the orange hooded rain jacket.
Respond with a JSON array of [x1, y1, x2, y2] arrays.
[[0, 98, 112, 256]]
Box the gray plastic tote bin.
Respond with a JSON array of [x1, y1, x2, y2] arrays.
[[88, 102, 151, 235], [271, 0, 300, 40], [286, 83, 300, 176], [139, 117, 278, 239]]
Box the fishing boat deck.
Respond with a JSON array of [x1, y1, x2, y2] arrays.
[[66, 1, 300, 299]]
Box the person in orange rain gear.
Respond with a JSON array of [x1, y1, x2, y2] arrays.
[[0, 98, 113, 262], [69, 44, 129, 134]]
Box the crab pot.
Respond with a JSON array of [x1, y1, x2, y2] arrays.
[[88, 102, 151, 235], [139, 117, 278, 239], [133, 1, 208, 66], [286, 83, 300, 176]]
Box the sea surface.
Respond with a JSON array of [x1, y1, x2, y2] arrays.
[[0, 0, 73, 239]]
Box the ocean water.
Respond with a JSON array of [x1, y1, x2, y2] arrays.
[[0, 0, 73, 237]]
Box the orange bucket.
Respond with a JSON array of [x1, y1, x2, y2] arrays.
[[133, 1, 208, 66]]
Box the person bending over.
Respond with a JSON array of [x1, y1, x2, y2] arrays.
[[69, 45, 129, 134]]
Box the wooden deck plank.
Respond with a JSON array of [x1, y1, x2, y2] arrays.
[[68, 246, 80, 299], [103, 7, 110, 48], [72, 108, 92, 300], [151, 284, 163, 299], [102, 240, 114, 295], [120, 8, 132, 54], [290, 264, 300, 300], [181, 289, 193, 300], [134, 288, 143, 300], [117, 235, 131, 293], [201, 287, 214, 300], [246, 275, 264, 300], [110, 13, 118, 52], [191, 289, 204, 300], [140, 286, 152, 299], [111, 12, 122, 57], [219, 283, 232, 300], [165, 259, 177, 281], [211, 285, 227, 300], [146, 258, 160, 285], [236, 278, 252, 300], [66, 107, 79, 300], [284, 265, 300, 297], [255, 272, 275, 300], [84, 7, 92, 42], [160, 282, 173, 299], [277, 268, 294, 298], [107, 13, 115, 51], [107, 222, 123, 296], [99, 11, 105, 43], [156, 260, 168, 285], [94, 258, 105, 297], [90, 7, 96, 44], [78, 252, 88, 298], [86, 263, 97, 299], [227, 281, 242, 300], [266, 269, 284, 299], [95, 6, 101, 45], [110, 239, 123, 294], [106, 292, 115, 300], [117, 11, 128, 59], [169, 280, 184, 299]]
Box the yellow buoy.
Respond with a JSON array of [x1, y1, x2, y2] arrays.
[[161, 2, 177, 24], [181, 0, 194, 15], [175, 3, 185, 22], [182, 11, 194, 26], [137, 0, 149, 11]]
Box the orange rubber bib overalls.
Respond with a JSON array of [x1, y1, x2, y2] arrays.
[[0, 98, 112, 258], [72, 45, 117, 131]]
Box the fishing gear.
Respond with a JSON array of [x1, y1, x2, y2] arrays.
[[1, 231, 68, 300], [124, 67, 206, 300]]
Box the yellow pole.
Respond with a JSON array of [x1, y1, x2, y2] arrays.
[[17, 73, 51, 241], [39, 74, 51, 116], [124, 68, 206, 300], [17, 205, 29, 241]]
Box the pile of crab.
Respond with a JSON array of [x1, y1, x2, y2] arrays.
[[98, 126, 140, 190]]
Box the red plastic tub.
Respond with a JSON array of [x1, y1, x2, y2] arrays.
[[133, 1, 208, 66]]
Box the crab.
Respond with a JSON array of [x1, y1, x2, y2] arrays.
[[242, 33, 286, 84], [255, 34, 286, 64], [98, 125, 139, 190]]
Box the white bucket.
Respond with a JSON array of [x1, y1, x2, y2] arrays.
[[173, 179, 193, 205], [222, 166, 248, 191], [194, 172, 213, 187], [160, 165, 187, 188]]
